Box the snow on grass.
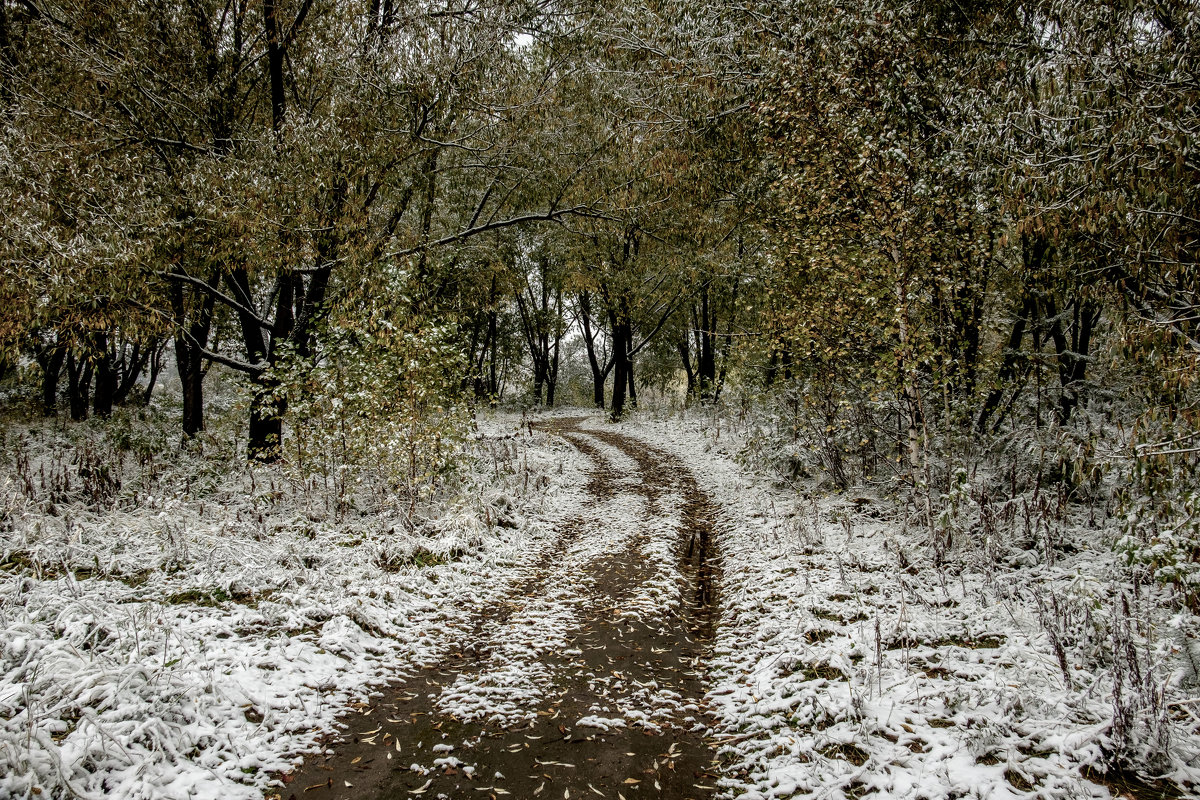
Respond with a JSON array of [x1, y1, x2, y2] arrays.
[[0, 410, 588, 799], [7, 403, 1197, 799], [620, 409, 1200, 800]]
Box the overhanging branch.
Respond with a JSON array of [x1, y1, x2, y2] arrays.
[[385, 205, 606, 259], [155, 270, 280, 335]]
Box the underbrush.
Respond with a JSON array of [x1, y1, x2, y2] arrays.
[[0, 399, 577, 798], [663, 385, 1200, 790]]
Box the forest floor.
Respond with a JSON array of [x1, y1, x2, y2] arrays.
[[280, 418, 720, 800], [2, 408, 1198, 799]]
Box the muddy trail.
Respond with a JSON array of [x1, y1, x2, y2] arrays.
[[279, 419, 721, 800]]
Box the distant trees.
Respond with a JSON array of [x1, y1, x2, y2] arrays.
[[750, 0, 1197, 472], [1, 0, 1194, 504], [0, 0, 614, 443]]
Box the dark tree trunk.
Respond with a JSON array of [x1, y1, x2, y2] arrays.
[[696, 286, 717, 400], [977, 292, 1035, 433], [244, 270, 283, 462], [248, 386, 286, 460], [37, 341, 66, 416], [764, 347, 779, 389], [578, 290, 609, 409], [547, 344, 560, 407], [547, 287, 564, 407], [92, 334, 115, 419], [488, 308, 499, 403], [170, 272, 219, 438], [140, 341, 167, 406], [627, 351, 637, 409], [610, 319, 631, 419], [66, 352, 93, 422], [532, 367, 545, 405], [264, 0, 286, 135], [180, 355, 205, 436], [241, 221, 337, 461], [977, 237, 1050, 432], [712, 277, 739, 404], [113, 340, 152, 406], [955, 265, 987, 399], [679, 337, 697, 398], [464, 316, 483, 397], [1050, 297, 1100, 425], [471, 317, 491, 399]]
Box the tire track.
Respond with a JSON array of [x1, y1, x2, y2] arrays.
[[279, 419, 719, 800]]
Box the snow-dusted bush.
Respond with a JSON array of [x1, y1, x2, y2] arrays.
[[1119, 419, 1200, 613], [274, 301, 470, 520]]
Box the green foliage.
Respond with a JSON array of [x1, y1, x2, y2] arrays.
[[1120, 416, 1200, 612], [275, 274, 470, 515]]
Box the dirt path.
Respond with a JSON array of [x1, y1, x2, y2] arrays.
[[279, 419, 720, 800]]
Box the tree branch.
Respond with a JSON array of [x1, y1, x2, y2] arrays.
[[155, 270, 280, 335], [386, 206, 603, 259]]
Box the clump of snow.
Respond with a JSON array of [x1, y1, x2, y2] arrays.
[[576, 715, 627, 731]]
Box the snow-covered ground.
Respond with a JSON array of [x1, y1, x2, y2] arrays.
[[0, 411, 590, 799], [3, 406, 1198, 799], [622, 410, 1200, 800]]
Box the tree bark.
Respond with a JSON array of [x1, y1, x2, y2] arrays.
[[627, 349, 637, 409], [977, 293, 1035, 433], [547, 320, 561, 407], [578, 290, 609, 409], [697, 285, 716, 400], [610, 317, 631, 419], [264, 0, 286, 135], [65, 352, 92, 422], [171, 271, 219, 438], [140, 341, 167, 406], [113, 340, 152, 406], [1049, 296, 1100, 425], [37, 340, 66, 416], [679, 337, 696, 398], [91, 334, 115, 419]]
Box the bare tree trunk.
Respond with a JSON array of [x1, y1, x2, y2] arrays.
[[140, 341, 167, 406], [92, 333, 115, 419], [627, 349, 637, 409], [1049, 296, 1100, 426], [679, 337, 696, 398], [610, 317, 631, 419], [171, 271, 219, 438], [578, 290, 609, 409], [66, 352, 92, 422], [264, 0, 286, 136], [37, 339, 66, 416]]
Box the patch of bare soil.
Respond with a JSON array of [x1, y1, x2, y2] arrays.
[[276, 419, 719, 800]]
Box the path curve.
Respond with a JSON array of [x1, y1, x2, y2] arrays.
[[280, 419, 720, 800]]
